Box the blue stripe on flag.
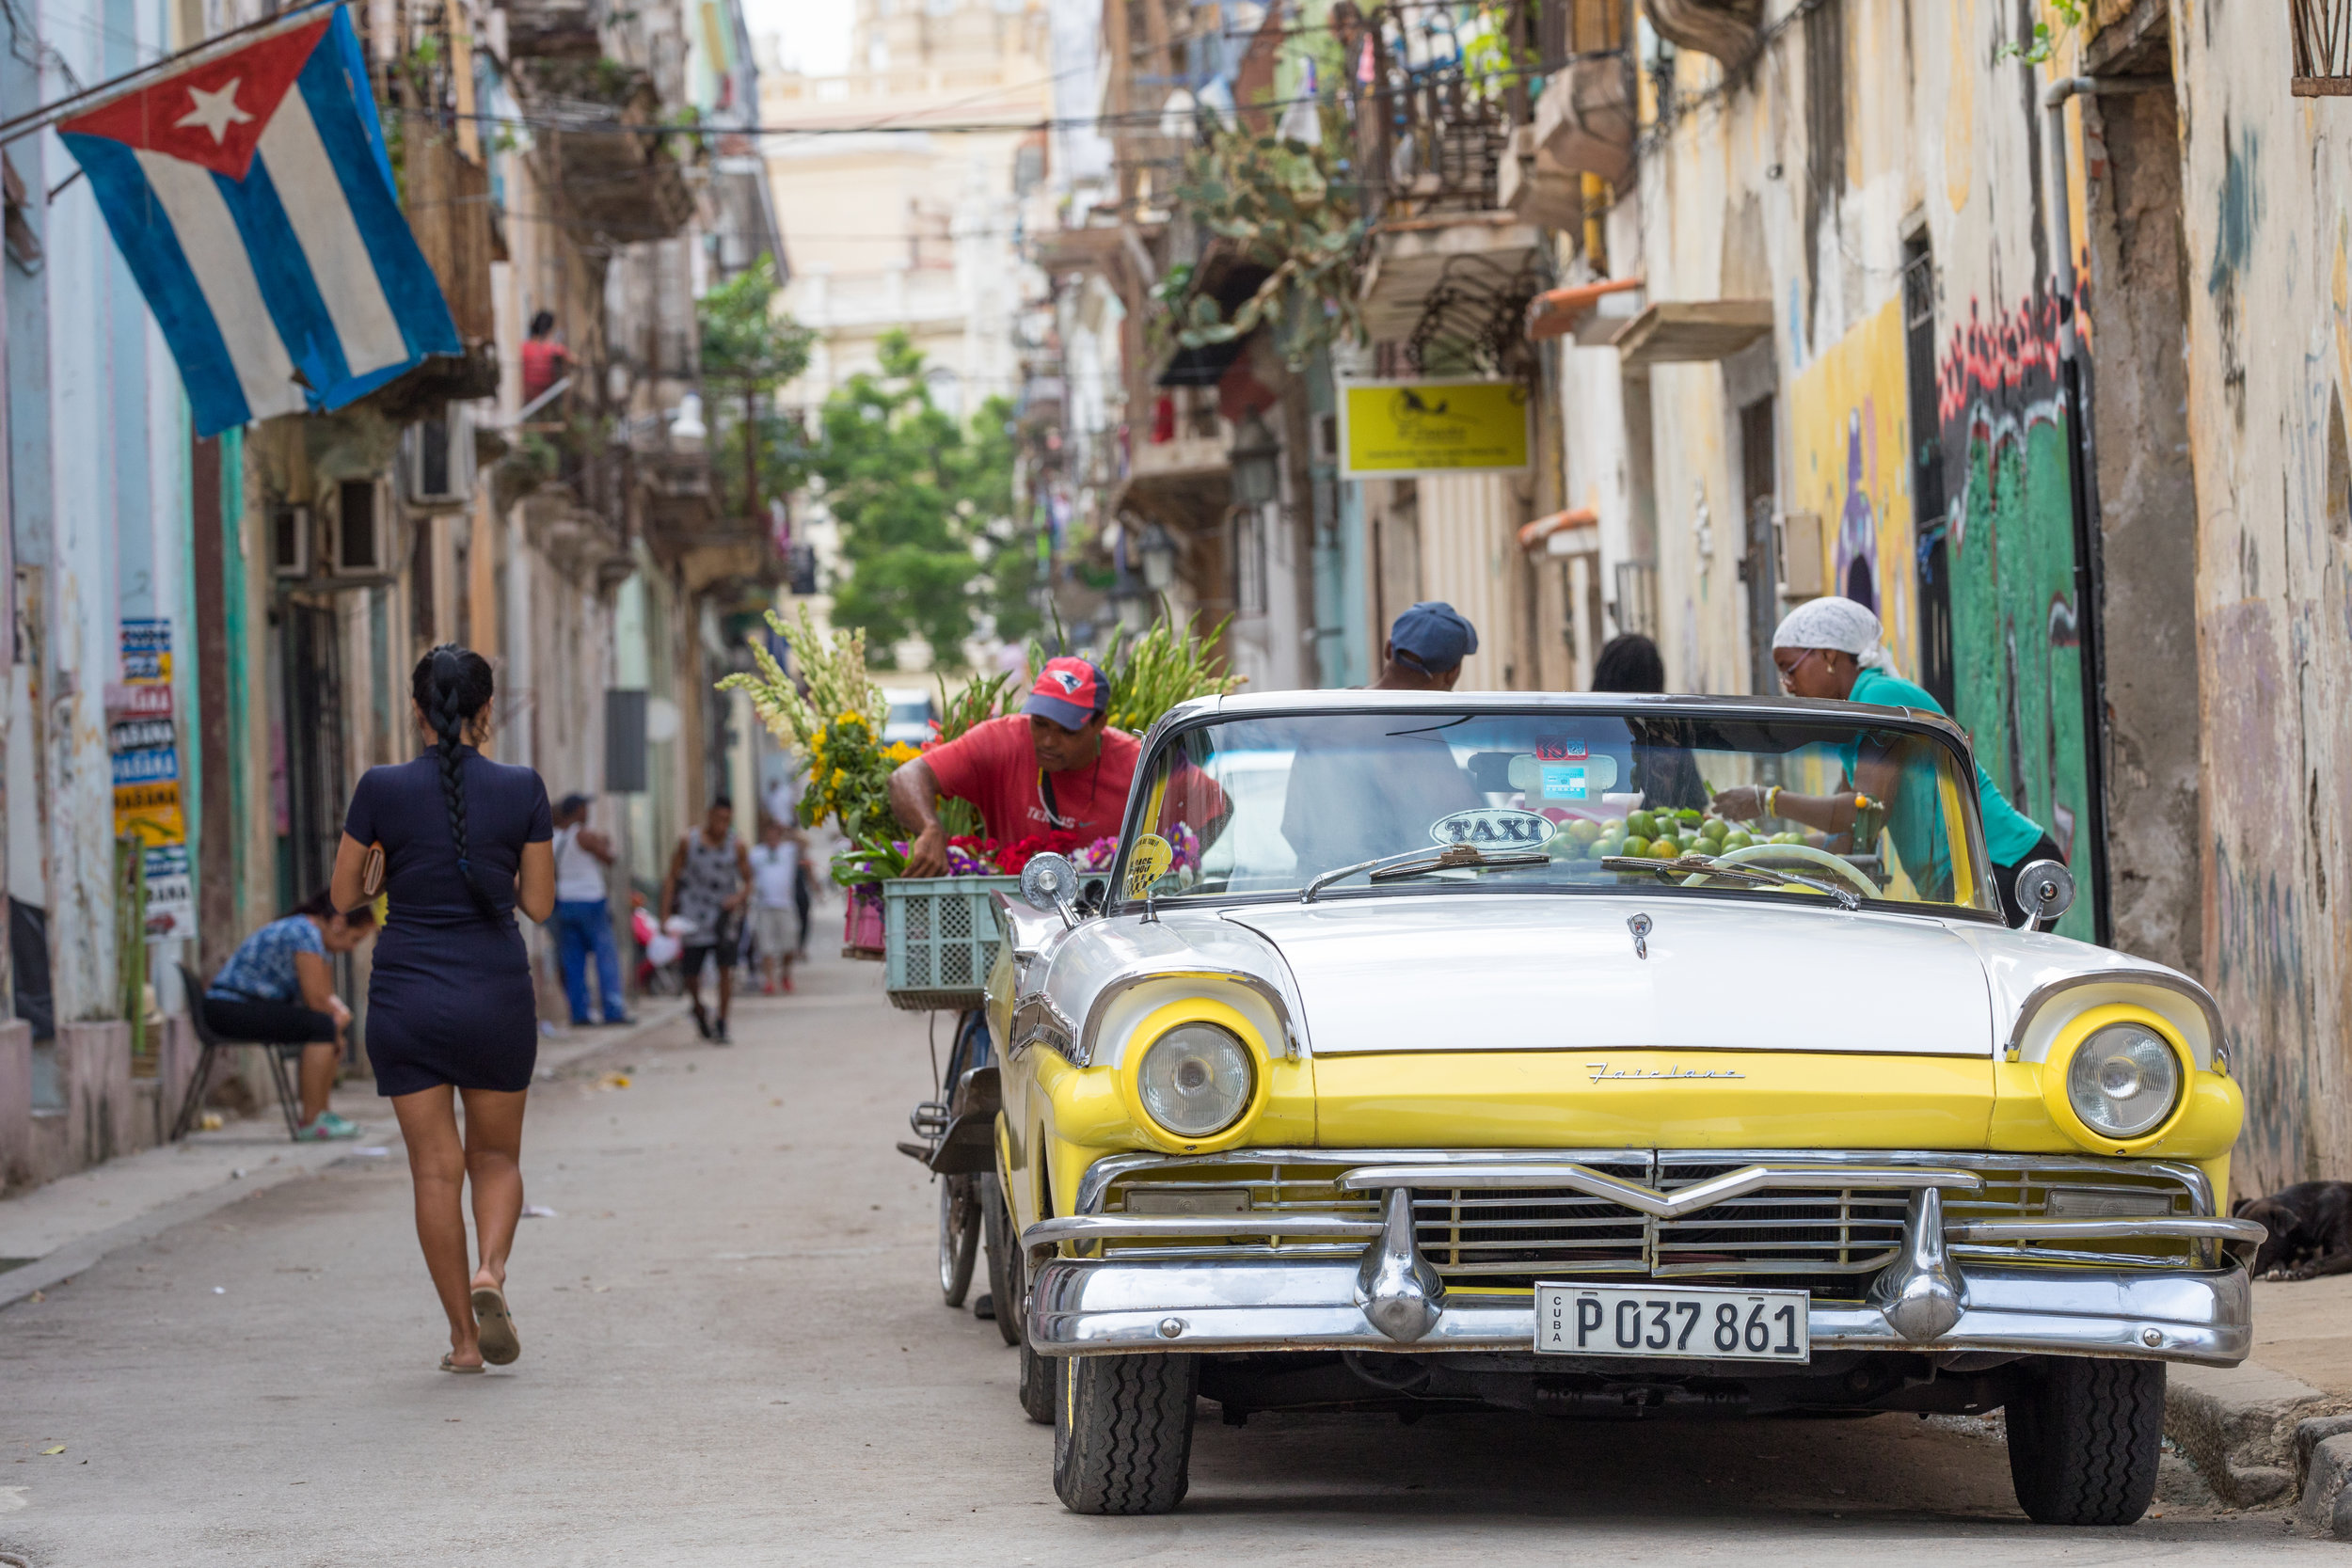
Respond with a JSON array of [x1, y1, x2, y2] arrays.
[[208, 154, 355, 403], [58, 133, 251, 436], [297, 17, 459, 364]]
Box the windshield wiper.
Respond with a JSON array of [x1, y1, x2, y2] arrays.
[[1301, 843, 1550, 903], [1599, 853, 1864, 911]]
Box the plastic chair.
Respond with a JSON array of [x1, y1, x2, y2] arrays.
[[171, 963, 307, 1142]]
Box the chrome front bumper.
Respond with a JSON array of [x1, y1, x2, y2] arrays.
[[1023, 1160, 2263, 1367], [1027, 1254, 2253, 1365]]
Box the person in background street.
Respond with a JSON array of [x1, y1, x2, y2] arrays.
[[331, 645, 556, 1374], [661, 797, 750, 1041], [748, 816, 817, 994], [1713, 596, 2064, 925], [519, 309, 567, 406], [1591, 632, 1667, 694], [1370, 600, 1479, 691], [893, 657, 1132, 876], [1589, 631, 1706, 811], [550, 794, 630, 1028], [202, 890, 378, 1141]]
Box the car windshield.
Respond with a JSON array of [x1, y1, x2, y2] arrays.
[[1118, 707, 1998, 916]]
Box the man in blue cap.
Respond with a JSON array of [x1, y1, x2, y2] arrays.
[[1374, 600, 1478, 690], [1280, 603, 1483, 872]]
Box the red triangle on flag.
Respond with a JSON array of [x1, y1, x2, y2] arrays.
[[57, 14, 333, 181]]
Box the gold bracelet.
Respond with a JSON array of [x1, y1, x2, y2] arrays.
[[1765, 785, 1781, 817]]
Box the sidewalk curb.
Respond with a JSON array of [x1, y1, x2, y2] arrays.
[[0, 1002, 691, 1316], [0, 1142, 376, 1312], [2167, 1359, 2352, 1509]]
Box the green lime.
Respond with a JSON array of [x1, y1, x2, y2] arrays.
[[1701, 816, 1728, 839], [1568, 818, 1601, 846], [1587, 840, 1614, 861], [1724, 829, 1755, 849], [1622, 836, 1650, 859], [1649, 838, 1681, 860], [1626, 810, 1654, 839]]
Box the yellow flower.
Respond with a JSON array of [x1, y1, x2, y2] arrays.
[[835, 710, 865, 727], [885, 741, 919, 765], [832, 768, 848, 790], [812, 725, 827, 749]]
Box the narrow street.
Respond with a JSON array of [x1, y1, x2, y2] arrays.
[[0, 949, 2328, 1565]]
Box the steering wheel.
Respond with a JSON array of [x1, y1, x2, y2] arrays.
[[1679, 841, 1880, 896]]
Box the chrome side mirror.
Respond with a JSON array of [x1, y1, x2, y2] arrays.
[[1020, 851, 1081, 927], [2014, 859, 2074, 930]]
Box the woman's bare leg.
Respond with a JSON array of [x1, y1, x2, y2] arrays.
[[460, 1086, 529, 1291], [390, 1085, 478, 1366], [298, 1043, 338, 1124]]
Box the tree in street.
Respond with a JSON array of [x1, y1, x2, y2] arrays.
[[697, 254, 815, 523], [815, 331, 1026, 663]]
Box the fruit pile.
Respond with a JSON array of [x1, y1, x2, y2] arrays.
[[1550, 808, 1820, 863]]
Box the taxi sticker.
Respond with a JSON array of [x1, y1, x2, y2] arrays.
[[1124, 832, 1176, 900], [1430, 808, 1557, 848], [1541, 764, 1589, 800], [1536, 736, 1588, 762]]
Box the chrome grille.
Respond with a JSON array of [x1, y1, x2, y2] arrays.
[[1092, 1150, 2210, 1291]]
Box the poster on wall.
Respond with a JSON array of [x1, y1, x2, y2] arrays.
[[110, 618, 192, 942], [1338, 379, 1532, 478]]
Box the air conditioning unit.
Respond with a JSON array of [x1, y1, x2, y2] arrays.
[[269, 504, 311, 578], [405, 403, 474, 508], [329, 479, 391, 578]]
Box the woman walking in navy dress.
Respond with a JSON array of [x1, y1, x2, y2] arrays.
[[332, 646, 555, 1372]]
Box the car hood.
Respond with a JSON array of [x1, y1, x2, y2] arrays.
[[1220, 894, 1996, 1057]]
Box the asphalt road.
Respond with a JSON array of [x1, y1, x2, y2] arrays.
[[0, 950, 2329, 1565]]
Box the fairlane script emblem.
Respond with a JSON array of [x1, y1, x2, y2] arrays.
[[1586, 1063, 1747, 1084]]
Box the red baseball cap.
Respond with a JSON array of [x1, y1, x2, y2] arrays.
[[1023, 657, 1111, 730]]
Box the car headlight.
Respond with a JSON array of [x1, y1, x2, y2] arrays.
[[1137, 1022, 1254, 1138], [2065, 1022, 2181, 1139]]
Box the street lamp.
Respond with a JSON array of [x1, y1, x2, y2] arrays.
[[1136, 521, 1178, 593], [1228, 415, 1281, 507]]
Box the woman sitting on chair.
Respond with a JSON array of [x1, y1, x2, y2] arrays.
[[203, 890, 378, 1140]]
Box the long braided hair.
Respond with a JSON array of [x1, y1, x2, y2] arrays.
[[412, 645, 501, 920]]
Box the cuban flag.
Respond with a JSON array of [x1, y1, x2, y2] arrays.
[[57, 7, 458, 436]]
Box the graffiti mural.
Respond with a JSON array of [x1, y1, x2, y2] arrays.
[[1788, 298, 1916, 671], [1936, 289, 2094, 941]]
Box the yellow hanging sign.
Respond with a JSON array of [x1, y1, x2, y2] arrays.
[[1338, 378, 1532, 478]]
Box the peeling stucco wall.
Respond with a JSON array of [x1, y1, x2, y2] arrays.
[[2170, 0, 2352, 1195]]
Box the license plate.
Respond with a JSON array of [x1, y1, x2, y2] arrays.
[[1534, 1282, 1811, 1363]]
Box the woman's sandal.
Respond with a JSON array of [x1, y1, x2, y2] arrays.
[[471, 1285, 521, 1366], [438, 1354, 486, 1374]]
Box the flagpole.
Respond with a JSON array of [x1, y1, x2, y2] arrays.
[[0, 0, 347, 148]]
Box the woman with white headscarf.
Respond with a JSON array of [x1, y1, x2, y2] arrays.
[[1711, 596, 2062, 926]]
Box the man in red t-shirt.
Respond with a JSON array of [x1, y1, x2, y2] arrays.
[[892, 657, 1136, 876]]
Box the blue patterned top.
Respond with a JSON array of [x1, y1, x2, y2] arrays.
[[208, 915, 326, 1003]]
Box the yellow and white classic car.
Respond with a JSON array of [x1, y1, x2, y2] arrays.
[[984, 691, 2258, 1523]]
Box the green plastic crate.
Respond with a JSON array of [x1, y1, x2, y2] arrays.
[[882, 875, 1019, 1011]]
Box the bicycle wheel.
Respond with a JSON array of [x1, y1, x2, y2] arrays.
[[938, 1173, 981, 1306]]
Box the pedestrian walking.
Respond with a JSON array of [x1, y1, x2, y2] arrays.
[[550, 794, 631, 1027], [201, 890, 378, 1140], [331, 645, 556, 1373], [747, 817, 816, 994], [661, 797, 750, 1042]]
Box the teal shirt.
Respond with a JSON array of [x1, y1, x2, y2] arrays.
[[1848, 666, 2048, 865]]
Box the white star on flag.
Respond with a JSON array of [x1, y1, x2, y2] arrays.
[[177, 79, 255, 143]]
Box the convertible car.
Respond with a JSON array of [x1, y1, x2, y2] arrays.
[[982, 690, 2259, 1524]]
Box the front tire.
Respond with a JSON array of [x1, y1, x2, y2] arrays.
[[1053, 1353, 1198, 1515], [2005, 1356, 2164, 1526]]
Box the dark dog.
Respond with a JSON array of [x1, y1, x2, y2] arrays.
[[2235, 1181, 2352, 1280]]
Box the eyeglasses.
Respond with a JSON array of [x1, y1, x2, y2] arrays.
[[1776, 648, 1823, 691]]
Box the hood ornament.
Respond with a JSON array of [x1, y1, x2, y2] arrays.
[[1627, 912, 1652, 960]]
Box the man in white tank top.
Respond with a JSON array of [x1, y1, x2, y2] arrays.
[[748, 816, 814, 993], [551, 795, 630, 1026]]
